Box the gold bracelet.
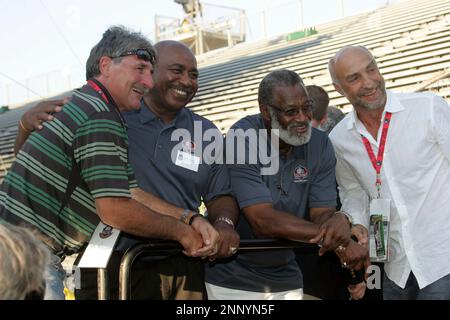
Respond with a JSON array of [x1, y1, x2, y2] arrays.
[[19, 119, 32, 133]]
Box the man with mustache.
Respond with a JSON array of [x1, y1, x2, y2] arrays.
[[328, 45, 450, 299], [0, 26, 208, 299], [15, 40, 239, 300], [205, 69, 369, 300]]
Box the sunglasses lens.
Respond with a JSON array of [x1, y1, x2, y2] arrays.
[[136, 49, 154, 64]]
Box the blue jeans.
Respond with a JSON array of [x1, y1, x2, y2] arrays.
[[384, 272, 450, 300], [44, 254, 66, 300]]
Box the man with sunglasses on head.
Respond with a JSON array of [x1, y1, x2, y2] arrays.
[[0, 26, 212, 299], [205, 69, 369, 300], [14, 40, 239, 300]]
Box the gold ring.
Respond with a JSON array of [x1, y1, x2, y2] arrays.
[[341, 261, 348, 268], [229, 247, 238, 254]]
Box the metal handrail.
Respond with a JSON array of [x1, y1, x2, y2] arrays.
[[116, 239, 318, 300]]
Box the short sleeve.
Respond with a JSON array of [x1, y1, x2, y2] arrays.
[[73, 112, 132, 198], [308, 137, 337, 208], [203, 136, 233, 203], [226, 127, 272, 209]]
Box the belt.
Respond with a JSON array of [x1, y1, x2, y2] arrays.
[[36, 232, 67, 260]]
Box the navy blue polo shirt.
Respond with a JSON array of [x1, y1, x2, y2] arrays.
[[124, 101, 231, 209], [205, 114, 337, 292], [116, 101, 232, 250]]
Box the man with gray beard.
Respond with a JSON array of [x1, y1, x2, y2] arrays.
[[205, 69, 369, 300]]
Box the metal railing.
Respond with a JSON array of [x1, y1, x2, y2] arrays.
[[101, 239, 318, 300]]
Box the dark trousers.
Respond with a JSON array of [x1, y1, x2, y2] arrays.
[[296, 251, 383, 300], [75, 252, 206, 300], [383, 272, 450, 300]]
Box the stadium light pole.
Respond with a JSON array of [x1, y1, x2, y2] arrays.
[[340, 0, 345, 17], [298, 0, 304, 29], [261, 9, 267, 38]]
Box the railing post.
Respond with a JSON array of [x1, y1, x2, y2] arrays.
[[118, 239, 317, 300], [97, 268, 109, 300]]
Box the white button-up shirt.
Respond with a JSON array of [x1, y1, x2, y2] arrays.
[[329, 90, 450, 289]]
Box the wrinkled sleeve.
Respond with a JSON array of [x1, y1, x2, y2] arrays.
[[203, 136, 233, 203], [309, 137, 337, 208], [73, 112, 132, 199], [335, 150, 370, 228], [226, 128, 272, 209], [430, 95, 450, 161]]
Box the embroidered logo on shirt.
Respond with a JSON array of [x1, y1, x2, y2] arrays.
[[293, 164, 308, 183], [99, 225, 113, 239]]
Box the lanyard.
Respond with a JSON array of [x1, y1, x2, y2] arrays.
[[87, 79, 109, 103], [361, 112, 392, 198], [86, 79, 127, 129]]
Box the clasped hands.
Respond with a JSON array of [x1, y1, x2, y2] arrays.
[[183, 216, 240, 261], [309, 214, 370, 300]]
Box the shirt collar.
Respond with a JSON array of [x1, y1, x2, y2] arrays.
[[138, 99, 189, 128], [138, 99, 157, 124], [346, 89, 405, 130]]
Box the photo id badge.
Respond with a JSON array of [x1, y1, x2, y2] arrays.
[[175, 150, 200, 172], [369, 198, 390, 262]]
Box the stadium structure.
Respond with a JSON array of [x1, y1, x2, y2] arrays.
[[1, 0, 450, 181]]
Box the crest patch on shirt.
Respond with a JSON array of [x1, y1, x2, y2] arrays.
[[293, 164, 308, 183]]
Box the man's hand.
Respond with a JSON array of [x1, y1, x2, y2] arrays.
[[14, 98, 68, 155], [21, 98, 67, 131], [335, 239, 370, 271], [191, 216, 220, 258], [352, 224, 369, 248], [310, 212, 351, 255], [210, 219, 240, 260], [178, 224, 205, 257], [348, 282, 366, 300]]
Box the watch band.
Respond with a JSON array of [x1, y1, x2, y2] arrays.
[[180, 209, 191, 225], [188, 213, 202, 225]]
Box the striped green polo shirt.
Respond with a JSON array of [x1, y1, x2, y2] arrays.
[[0, 82, 137, 256]]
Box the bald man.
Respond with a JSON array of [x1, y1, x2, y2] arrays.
[[328, 45, 450, 300]]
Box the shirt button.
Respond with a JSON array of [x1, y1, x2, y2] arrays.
[[157, 145, 162, 149]]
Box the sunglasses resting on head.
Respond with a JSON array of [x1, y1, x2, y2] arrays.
[[110, 48, 155, 65]]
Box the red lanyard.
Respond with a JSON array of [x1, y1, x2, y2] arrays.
[[86, 79, 127, 129], [87, 79, 109, 103], [361, 112, 392, 198]]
